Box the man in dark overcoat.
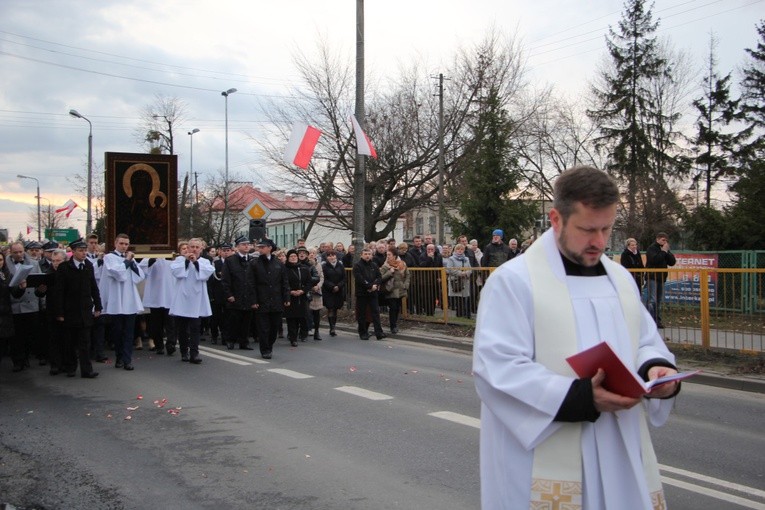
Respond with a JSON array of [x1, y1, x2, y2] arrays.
[[248, 239, 289, 359], [53, 238, 102, 378], [221, 236, 255, 350]]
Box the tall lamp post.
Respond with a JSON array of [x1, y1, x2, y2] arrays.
[[188, 128, 200, 234], [69, 109, 93, 234], [221, 88, 237, 235], [17, 174, 41, 241]]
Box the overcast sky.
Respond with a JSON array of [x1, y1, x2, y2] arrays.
[[1, 0, 762, 240]]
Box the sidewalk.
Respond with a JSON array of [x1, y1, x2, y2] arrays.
[[336, 322, 765, 395]]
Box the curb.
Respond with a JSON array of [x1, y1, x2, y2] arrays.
[[336, 324, 765, 395]]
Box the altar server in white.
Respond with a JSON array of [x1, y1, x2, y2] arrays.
[[170, 238, 214, 364], [99, 233, 145, 371], [473, 166, 680, 510], [139, 254, 177, 356]]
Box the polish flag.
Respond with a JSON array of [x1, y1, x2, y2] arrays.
[[26, 225, 33, 235], [283, 122, 322, 169], [350, 114, 377, 159], [55, 199, 78, 218]]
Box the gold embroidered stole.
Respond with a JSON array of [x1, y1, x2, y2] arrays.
[[525, 234, 666, 510]]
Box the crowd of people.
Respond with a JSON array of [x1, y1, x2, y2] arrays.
[[0, 228, 533, 373]]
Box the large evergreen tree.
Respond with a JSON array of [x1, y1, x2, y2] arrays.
[[448, 86, 537, 242], [691, 34, 738, 208], [588, 0, 668, 240], [739, 20, 765, 159]]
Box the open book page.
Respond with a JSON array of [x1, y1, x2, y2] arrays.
[[566, 341, 700, 398]]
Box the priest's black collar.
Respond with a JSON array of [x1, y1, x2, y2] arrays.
[[559, 252, 607, 277]]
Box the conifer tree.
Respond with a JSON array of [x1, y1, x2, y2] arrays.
[[691, 34, 738, 208], [588, 0, 666, 238]]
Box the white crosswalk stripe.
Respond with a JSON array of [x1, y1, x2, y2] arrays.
[[428, 411, 481, 429], [198, 346, 269, 364], [268, 368, 314, 379], [334, 386, 394, 400]]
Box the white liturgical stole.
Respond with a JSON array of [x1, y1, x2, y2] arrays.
[[524, 236, 666, 510]]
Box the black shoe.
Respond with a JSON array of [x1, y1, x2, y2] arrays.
[[391, 328, 398, 334], [123, 364, 134, 371], [211, 338, 218, 345], [290, 340, 298, 347], [115, 361, 124, 369], [376, 333, 387, 340], [261, 352, 272, 359], [154, 349, 165, 355], [49, 368, 60, 376], [66, 371, 76, 377], [181, 353, 190, 362], [189, 357, 202, 364], [240, 345, 254, 350], [359, 334, 370, 340], [277, 333, 284, 339], [96, 357, 109, 363], [227, 343, 235, 350], [329, 329, 337, 337], [39, 359, 48, 366], [314, 335, 323, 341], [166, 348, 176, 356], [81, 372, 99, 379], [656, 322, 665, 329]]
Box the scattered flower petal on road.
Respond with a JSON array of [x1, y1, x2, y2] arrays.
[[126, 406, 139, 411]]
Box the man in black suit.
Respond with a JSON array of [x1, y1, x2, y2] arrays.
[[248, 239, 290, 359], [207, 242, 232, 344], [221, 235, 255, 350], [53, 238, 102, 378]]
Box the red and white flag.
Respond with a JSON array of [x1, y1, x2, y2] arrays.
[[350, 114, 377, 159], [55, 199, 78, 218], [26, 225, 33, 235], [283, 122, 322, 169]]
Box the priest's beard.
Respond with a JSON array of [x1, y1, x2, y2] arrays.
[[557, 226, 604, 267]]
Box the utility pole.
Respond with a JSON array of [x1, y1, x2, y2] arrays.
[[351, 0, 366, 261], [435, 73, 445, 245]]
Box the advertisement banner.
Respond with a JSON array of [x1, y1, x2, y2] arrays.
[[663, 253, 718, 305]]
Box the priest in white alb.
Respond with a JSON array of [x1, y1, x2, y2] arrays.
[[473, 166, 680, 510]]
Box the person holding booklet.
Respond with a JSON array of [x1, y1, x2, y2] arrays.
[[473, 166, 681, 510]]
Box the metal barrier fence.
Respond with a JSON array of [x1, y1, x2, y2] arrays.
[[343, 267, 765, 353]]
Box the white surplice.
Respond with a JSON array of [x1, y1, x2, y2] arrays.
[[139, 257, 175, 309], [169, 256, 214, 318], [98, 252, 145, 315], [473, 230, 675, 510]]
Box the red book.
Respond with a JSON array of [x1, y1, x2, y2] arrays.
[[566, 341, 699, 398]]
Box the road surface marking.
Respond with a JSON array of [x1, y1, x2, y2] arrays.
[[198, 346, 269, 364], [335, 386, 393, 400], [661, 476, 765, 510], [428, 411, 481, 429], [267, 368, 314, 379], [195, 350, 252, 366], [660, 464, 765, 499]]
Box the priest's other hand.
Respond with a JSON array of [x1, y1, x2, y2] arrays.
[[592, 368, 641, 412], [646, 366, 679, 399]]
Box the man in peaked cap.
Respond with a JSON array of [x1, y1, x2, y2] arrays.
[[52, 238, 102, 378], [249, 236, 290, 359], [221, 235, 255, 350], [207, 242, 232, 344]]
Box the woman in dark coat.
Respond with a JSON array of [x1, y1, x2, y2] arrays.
[[620, 237, 645, 290], [0, 252, 24, 370], [284, 250, 313, 347], [321, 250, 346, 337]]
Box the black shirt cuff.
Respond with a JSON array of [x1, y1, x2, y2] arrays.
[[554, 378, 601, 422]]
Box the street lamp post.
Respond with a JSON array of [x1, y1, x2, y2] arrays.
[[221, 88, 237, 236], [188, 128, 200, 234], [17, 174, 41, 241], [69, 109, 93, 234]]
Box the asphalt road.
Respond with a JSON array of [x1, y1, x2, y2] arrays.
[[0, 330, 762, 509]]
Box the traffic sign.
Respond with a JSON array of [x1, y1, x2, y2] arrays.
[[243, 198, 271, 220]]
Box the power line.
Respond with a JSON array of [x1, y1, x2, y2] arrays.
[[0, 29, 298, 84]]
